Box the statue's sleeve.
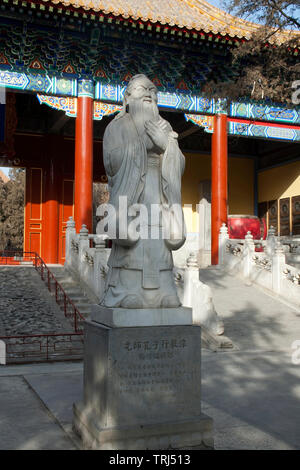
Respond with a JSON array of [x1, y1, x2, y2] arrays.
[[161, 120, 185, 205], [103, 120, 125, 178], [160, 119, 186, 248], [103, 116, 145, 210]]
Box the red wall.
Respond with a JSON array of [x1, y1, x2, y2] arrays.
[[15, 134, 104, 264]]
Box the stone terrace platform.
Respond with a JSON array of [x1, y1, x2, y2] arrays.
[[0, 267, 299, 449]]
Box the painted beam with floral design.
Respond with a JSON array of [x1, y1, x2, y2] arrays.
[[185, 114, 300, 142], [37, 94, 122, 120]]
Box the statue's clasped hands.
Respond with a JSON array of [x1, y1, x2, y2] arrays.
[[145, 119, 168, 152]]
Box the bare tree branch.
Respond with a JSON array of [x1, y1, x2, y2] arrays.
[[204, 0, 300, 104]]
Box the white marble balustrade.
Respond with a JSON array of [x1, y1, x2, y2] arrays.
[[65, 217, 110, 302], [218, 224, 300, 306], [64, 217, 225, 335]]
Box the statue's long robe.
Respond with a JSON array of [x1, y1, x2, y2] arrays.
[[102, 112, 185, 305]]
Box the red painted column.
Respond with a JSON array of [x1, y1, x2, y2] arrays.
[[211, 112, 228, 265], [74, 80, 94, 233], [44, 153, 59, 264]]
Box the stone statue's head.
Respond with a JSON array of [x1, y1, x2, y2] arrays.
[[115, 74, 159, 122], [125, 74, 158, 103]]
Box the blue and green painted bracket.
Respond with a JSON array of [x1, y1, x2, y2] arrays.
[[1, 70, 300, 142]]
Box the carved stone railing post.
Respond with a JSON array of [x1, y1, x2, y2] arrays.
[[79, 224, 89, 278], [93, 235, 108, 301], [218, 223, 229, 266], [182, 251, 225, 335], [182, 252, 199, 307], [272, 241, 285, 294], [65, 216, 76, 268], [265, 225, 276, 257], [243, 231, 255, 279]]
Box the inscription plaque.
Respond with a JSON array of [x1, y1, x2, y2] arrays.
[[114, 336, 196, 401]]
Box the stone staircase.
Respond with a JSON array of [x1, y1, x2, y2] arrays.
[[0, 265, 91, 363], [49, 266, 98, 320]]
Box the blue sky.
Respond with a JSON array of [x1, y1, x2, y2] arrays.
[[0, 167, 9, 177], [206, 0, 300, 27], [206, 0, 226, 8], [206, 0, 266, 23]]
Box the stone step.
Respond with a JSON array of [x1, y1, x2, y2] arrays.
[[64, 293, 89, 303], [57, 277, 82, 284], [48, 266, 64, 271], [63, 289, 92, 300], [57, 283, 86, 293], [58, 283, 84, 291], [54, 277, 77, 285], [49, 269, 65, 277], [51, 269, 71, 276], [46, 266, 96, 320], [76, 306, 91, 313], [74, 303, 92, 312], [49, 269, 71, 279], [69, 300, 91, 309], [58, 283, 78, 290], [64, 293, 89, 301]]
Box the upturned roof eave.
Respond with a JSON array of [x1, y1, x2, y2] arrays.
[[19, 0, 300, 44]]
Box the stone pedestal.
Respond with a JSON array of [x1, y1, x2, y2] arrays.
[[73, 307, 214, 450], [90, 304, 193, 328]]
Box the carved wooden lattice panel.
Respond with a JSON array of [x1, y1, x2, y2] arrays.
[[292, 195, 300, 235], [268, 200, 278, 235], [279, 197, 290, 236]]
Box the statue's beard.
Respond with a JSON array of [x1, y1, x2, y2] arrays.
[[128, 99, 159, 146]]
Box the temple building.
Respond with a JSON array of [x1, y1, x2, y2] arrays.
[[0, 0, 299, 265]]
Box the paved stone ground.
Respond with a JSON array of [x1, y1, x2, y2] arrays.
[[1, 350, 299, 450], [202, 350, 300, 449], [0, 266, 73, 336], [0, 373, 76, 449], [199, 267, 300, 449]]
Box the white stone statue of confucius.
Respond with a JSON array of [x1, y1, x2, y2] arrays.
[[101, 74, 186, 309]]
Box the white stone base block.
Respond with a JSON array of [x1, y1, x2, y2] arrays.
[[73, 320, 214, 450], [91, 304, 193, 327], [73, 401, 213, 450]]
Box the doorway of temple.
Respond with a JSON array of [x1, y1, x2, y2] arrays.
[[6, 91, 108, 264]]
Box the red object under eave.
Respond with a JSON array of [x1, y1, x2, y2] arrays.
[[228, 215, 267, 240]]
